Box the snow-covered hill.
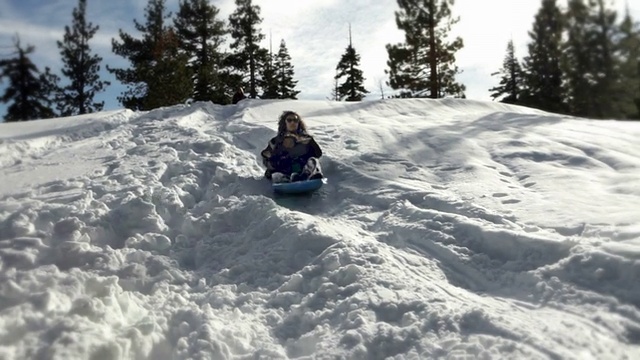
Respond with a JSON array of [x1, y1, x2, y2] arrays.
[[1, 99, 639, 359]]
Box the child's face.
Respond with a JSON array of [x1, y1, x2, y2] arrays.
[[285, 115, 299, 132]]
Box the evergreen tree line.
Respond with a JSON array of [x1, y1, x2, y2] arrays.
[[0, 0, 311, 121], [0, 0, 466, 123], [0, 0, 108, 121], [1, 0, 638, 122], [490, 0, 640, 120]]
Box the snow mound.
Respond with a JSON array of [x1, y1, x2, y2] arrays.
[[1, 99, 639, 359]]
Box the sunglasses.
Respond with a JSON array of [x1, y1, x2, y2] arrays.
[[285, 117, 299, 123]]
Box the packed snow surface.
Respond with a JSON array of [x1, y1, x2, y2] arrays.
[[1, 98, 639, 359]]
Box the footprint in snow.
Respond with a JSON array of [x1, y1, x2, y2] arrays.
[[502, 199, 521, 204], [345, 139, 359, 150], [440, 165, 462, 172]]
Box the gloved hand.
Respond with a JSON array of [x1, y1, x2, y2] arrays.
[[296, 135, 311, 144]]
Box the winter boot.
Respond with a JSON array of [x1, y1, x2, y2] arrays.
[[271, 172, 289, 183]]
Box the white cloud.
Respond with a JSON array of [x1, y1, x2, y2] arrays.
[[249, 0, 405, 100], [0, 19, 64, 65]]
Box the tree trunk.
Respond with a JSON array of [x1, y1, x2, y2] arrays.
[[249, 51, 256, 98], [428, 0, 438, 99], [79, 35, 86, 115]]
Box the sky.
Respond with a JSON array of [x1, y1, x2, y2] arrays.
[[1, 97, 640, 358], [0, 0, 639, 117]]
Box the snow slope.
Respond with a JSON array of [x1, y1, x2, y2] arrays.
[[1, 98, 639, 359]]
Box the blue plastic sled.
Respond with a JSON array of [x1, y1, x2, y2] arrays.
[[272, 178, 326, 195]]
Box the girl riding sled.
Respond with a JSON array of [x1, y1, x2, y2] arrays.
[[261, 111, 324, 183]]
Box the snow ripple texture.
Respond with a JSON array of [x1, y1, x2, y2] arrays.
[[1, 99, 639, 359]]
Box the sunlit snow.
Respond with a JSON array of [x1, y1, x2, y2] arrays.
[[1, 98, 639, 359]]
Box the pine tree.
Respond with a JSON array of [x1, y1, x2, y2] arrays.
[[331, 78, 340, 101], [56, 0, 109, 116], [335, 25, 368, 101], [275, 39, 299, 99], [328, 70, 340, 101], [40, 67, 62, 113], [588, 0, 619, 118], [562, 0, 627, 118], [489, 40, 522, 104], [109, 0, 192, 110], [613, 6, 640, 119], [385, 0, 465, 98], [143, 28, 193, 110], [562, 0, 593, 117], [228, 0, 269, 99], [0, 39, 56, 121], [521, 0, 566, 113], [174, 0, 227, 104]]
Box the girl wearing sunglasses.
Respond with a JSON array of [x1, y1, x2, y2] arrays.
[[261, 110, 324, 183]]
